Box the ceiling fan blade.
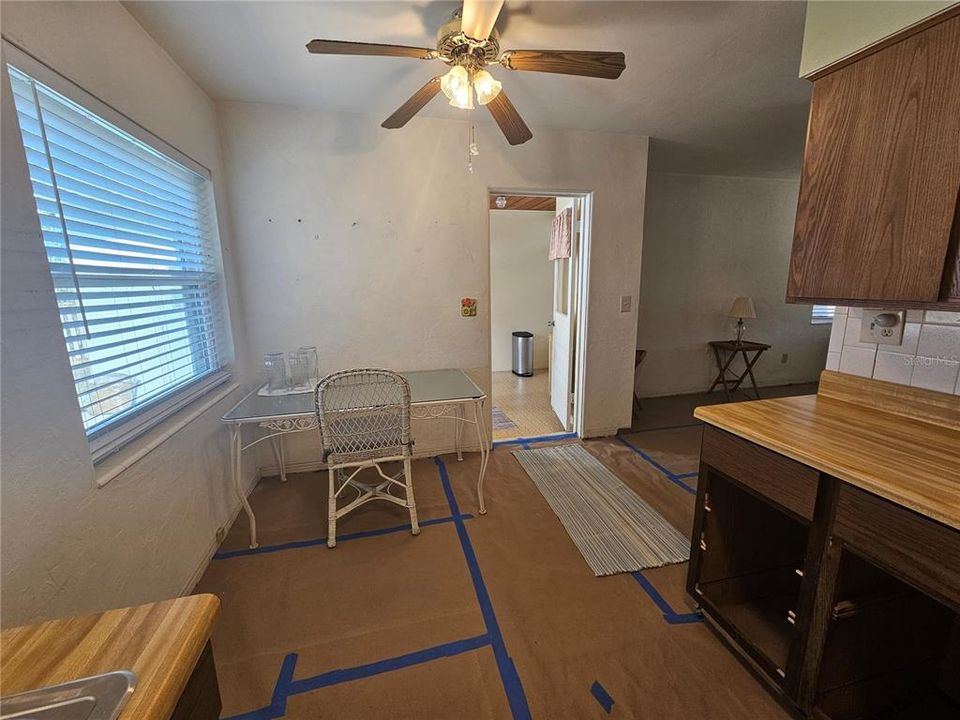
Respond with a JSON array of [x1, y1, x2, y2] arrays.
[[500, 50, 626, 79], [461, 0, 504, 41], [485, 90, 532, 146], [381, 77, 443, 129], [306, 39, 434, 59]]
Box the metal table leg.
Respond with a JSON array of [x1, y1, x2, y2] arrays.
[[473, 398, 489, 515], [455, 402, 464, 462], [230, 424, 259, 549], [270, 434, 288, 482]]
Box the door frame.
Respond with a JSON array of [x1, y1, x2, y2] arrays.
[[486, 187, 593, 438]]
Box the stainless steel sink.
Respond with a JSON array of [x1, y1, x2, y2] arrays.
[[0, 671, 136, 720]]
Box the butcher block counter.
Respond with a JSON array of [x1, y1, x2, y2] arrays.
[[0, 593, 220, 720], [694, 370, 960, 530], [687, 370, 960, 720]]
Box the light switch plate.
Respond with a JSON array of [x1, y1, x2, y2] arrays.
[[619, 295, 632, 313], [859, 309, 905, 345]]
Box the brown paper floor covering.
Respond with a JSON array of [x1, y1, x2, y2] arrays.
[[198, 428, 790, 719]]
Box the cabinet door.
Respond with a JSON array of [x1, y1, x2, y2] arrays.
[[788, 13, 960, 304]]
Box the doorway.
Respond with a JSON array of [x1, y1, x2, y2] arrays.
[[488, 191, 589, 441]]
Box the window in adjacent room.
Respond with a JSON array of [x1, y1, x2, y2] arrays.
[[7, 62, 229, 460], [811, 305, 836, 324]]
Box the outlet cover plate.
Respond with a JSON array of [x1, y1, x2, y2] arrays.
[[859, 309, 905, 345]]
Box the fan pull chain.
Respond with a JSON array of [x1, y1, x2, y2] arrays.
[[467, 122, 479, 172]]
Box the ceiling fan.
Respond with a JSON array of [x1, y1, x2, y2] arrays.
[[306, 0, 625, 146]]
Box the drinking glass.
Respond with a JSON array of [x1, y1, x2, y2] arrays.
[[287, 350, 308, 389], [263, 352, 287, 393], [298, 346, 319, 383]]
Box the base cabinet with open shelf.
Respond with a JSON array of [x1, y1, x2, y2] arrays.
[[688, 426, 960, 720]]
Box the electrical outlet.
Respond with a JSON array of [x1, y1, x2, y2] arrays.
[[859, 309, 905, 345], [780, 353, 788, 364], [619, 295, 632, 313]]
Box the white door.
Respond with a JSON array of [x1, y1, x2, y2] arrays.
[[550, 198, 579, 430]]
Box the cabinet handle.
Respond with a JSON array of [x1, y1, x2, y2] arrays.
[[795, 568, 804, 577], [776, 668, 786, 678], [699, 533, 707, 551], [787, 610, 797, 625]]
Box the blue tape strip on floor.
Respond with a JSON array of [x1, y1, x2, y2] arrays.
[[614, 435, 697, 495], [221, 636, 490, 720], [222, 652, 297, 720], [435, 456, 533, 720], [213, 514, 473, 559], [289, 634, 490, 694], [631, 571, 702, 625], [590, 680, 615, 714], [493, 431, 578, 450]]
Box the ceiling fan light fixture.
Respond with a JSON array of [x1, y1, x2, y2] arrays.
[[440, 64, 469, 101], [449, 82, 475, 110], [472, 69, 502, 105]]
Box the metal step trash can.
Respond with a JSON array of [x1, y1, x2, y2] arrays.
[[512, 331, 534, 377]]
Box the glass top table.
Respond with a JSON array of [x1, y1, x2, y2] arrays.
[[221, 368, 489, 548], [223, 368, 485, 423]]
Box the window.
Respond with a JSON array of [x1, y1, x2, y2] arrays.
[[8, 64, 227, 459], [811, 305, 836, 324]]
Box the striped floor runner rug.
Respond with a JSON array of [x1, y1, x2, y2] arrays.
[[513, 444, 690, 576]]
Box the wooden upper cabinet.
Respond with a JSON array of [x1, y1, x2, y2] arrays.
[[788, 11, 960, 306]]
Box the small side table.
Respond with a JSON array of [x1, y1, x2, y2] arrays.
[[708, 340, 770, 401]]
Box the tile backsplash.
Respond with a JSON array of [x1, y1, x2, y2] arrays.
[[826, 308, 960, 395]]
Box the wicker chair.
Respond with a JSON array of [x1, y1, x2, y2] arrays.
[[315, 368, 419, 548]]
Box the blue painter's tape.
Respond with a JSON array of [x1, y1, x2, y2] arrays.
[[614, 435, 697, 495], [435, 457, 532, 720], [493, 431, 578, 449], [590, 680, 615, 714], [214, 514, 473, 560], [673, 471, 699, 480], [288, 634, 490, 694], [222, 637, 492, 720], [631, 571, 702, 625], [221, 652, 298, 720]]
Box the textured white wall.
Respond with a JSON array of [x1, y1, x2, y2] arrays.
[[217, 101, 648, 441], [636, 173, 830, 397], [490, 211, 554, 372], [799, 1, 956, 77], [0, 1, 249, 626], [826, 309, 960, 394]]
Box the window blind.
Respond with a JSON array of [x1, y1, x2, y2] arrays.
[[811, 305, 836, 324], [8, 65, 224, 443]]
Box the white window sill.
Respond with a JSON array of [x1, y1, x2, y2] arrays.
[[94, 378, 238, 488]]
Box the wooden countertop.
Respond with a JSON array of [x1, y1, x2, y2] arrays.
[[0, 594, 219, 720], [694, 372, 960, 531]]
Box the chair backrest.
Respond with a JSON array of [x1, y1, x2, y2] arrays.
[[315, 368, 412, 464]]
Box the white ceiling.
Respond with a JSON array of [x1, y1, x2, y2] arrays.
[[123, 1, 811, 177]]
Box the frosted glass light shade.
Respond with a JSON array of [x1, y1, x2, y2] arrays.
[[440, 65, 469, 101], [449, 83, 474, 110], [473, 69, 502, 105], [728, 296, 757, 319]]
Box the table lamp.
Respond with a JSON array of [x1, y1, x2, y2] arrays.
[[728, 296, 756, 344]]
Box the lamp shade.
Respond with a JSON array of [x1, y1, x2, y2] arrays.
[[728, 296, 756, 319]]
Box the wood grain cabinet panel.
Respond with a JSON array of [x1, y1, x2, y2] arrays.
[[701, 426, 820, 522], [788, 13, 960, 305], [833, 484, 960, 613]]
